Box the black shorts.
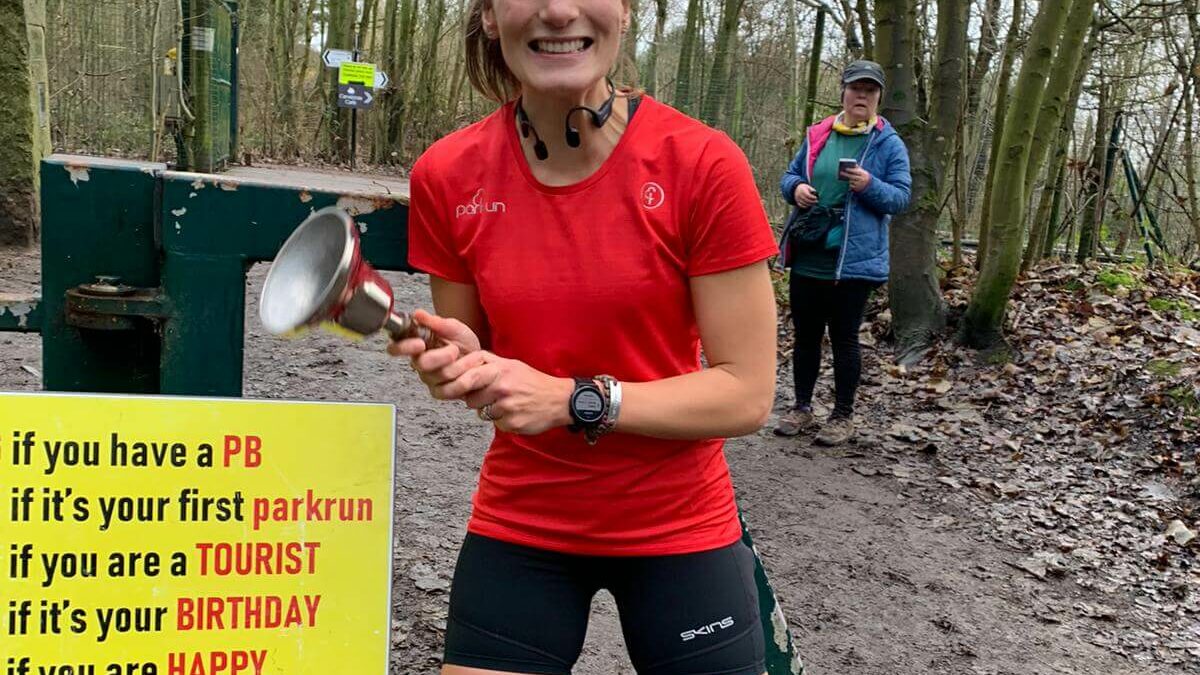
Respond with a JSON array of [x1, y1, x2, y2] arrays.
[[442, 533, 766, 675]]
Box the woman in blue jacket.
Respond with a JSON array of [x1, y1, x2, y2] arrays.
[[774, 60, 912, 445]]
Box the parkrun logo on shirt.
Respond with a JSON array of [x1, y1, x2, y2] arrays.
[[680, 616, 735, 642], [455, 188, 507, 218]]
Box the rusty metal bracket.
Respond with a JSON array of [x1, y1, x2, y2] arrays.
[[65, 276, 170, 331]]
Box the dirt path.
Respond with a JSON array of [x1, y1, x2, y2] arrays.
[[0, 249, 1189, 674]]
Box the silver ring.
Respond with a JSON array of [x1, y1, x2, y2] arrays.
[[477, 404, 494, 422]]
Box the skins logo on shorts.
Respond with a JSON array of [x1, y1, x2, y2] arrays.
[[455, 188, 507, 218], [680, 616, 734, 641], [641, 182, 665, 210]]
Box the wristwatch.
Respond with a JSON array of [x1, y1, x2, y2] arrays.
[[567, 377, 607, 435]]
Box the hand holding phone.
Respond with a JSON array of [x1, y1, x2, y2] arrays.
[[838, 158, 858, 181]]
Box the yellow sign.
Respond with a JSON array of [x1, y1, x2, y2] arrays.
[[338, 62, 376, 86], [0, 392, 395, 675]]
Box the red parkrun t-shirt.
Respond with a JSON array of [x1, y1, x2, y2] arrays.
[[407, 95, 778, 556]]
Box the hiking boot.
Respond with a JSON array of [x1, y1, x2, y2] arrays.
[[774, 406, 818, 437], [815, 416, 855, 446]]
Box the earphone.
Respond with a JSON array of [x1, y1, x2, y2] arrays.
[[516, 103, 549, 160], [515, 78, 618, 160], [566, 78, 616, 148]]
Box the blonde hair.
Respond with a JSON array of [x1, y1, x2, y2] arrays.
[[464, 0, 640, 103]]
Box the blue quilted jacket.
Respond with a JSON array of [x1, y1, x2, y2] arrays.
[[776, 115, 912, 282]]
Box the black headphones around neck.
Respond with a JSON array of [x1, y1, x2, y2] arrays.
[[516, 78, 617, 160]]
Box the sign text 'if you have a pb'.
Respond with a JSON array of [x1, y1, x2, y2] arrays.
[[0, 392, 396, 675]]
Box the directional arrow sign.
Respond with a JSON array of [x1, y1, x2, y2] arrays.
[[322, 48, 354, 68], [337, 84, 375, 109], [374, 70, 389, 89]]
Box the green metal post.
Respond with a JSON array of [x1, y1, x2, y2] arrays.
[[227, 0, 240, 162], [160, 253, 246, 395], [39, 155, 164, 392], [740, 512, 805, 674], [157, 170, 411, 395]]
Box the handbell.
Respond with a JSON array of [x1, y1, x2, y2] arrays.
[[259, 206, 439, 346]]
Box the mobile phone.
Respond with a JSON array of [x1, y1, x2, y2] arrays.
[[838, 158, 858, 179]]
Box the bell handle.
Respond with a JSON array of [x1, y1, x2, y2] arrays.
[[384, 311, 444, 349]]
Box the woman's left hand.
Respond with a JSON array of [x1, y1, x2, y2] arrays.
[[440, 352, 573, 435], [845, 166, 872, 192]]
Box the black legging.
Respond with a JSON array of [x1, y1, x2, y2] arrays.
[[789, 274, 879, 417]]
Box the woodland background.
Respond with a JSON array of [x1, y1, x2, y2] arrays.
[[45, 0, 1198, 359]]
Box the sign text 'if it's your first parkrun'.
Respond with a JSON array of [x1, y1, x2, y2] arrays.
[[0, 393, 396, 675]]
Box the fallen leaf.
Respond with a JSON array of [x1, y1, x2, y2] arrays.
[[1165, 520, 1196, 546]]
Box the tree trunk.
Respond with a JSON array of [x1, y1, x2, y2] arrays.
[[322, 0, 355, 162], [1023, 29, 1094, 269], [385, 0, 419, 156], [975, 0, 1023, 268], [675, 0, 702, 115], [784, 0, 799, 158], [730, 66, 745, 140], [374, 0, 399, 162], [0, 0, 48, 246], [1022, 0, 1094, 202], [700, 0, 744, 127], [962, 0, 1072, 349], [856, 0, 873, 59], [877, 0, 953, 364], [966, 0, 1002, 121], [952, 114, 965, 267], [1077, 85, 1110, 263], [643, 0, 667, 96], [838, 0, 863, 56], [622, 0, 639, 76], [801, 8, 825, 131], [1187, 74, 1200, 261], [189, 1, 214, 171], [415, 0, 446, 131]]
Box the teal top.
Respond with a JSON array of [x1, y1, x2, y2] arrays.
[[790, 131, 871, 280]]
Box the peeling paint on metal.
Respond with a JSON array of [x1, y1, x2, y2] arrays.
[[5, 302, 33, 328], [769, 602, 790, 655], [175, 221, 182, 232], [171, 207, 187, 217], [191, 179, 205, 190], [357, 223, 368, 234], [336, 195, 389, 216], [218, 181, 238, 192], [299, 190, 313, 203], [189, 192, 198, 198], [66, 165, 90, 186]]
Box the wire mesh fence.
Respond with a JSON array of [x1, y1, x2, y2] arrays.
[[46, 0, 237, 168]]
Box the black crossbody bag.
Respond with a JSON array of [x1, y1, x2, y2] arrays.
[[786, 205, 844, 249]]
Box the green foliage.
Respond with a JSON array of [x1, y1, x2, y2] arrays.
[[1148, 297, 1199, 322], [1147, 358, 1182, 378], [985, 346, 1012, 365], [1097, 268, 1139, 291], [1167, 384, 1200, 417]]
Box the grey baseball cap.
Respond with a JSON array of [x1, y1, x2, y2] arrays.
[[842, 60, 885, 88]]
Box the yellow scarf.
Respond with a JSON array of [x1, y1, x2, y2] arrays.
[[832, 112, 876, 135]]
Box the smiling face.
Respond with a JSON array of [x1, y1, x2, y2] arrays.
[[482, 0, 628, 99], [842, 81, 881, 124]]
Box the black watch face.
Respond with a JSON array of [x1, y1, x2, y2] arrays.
[[572, 388, 605, 424]]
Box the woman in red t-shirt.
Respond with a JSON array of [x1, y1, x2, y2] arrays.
[[389, 0, 780, 672]]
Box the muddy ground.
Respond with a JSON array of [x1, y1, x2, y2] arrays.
[[0, 248, 1192, 674]]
